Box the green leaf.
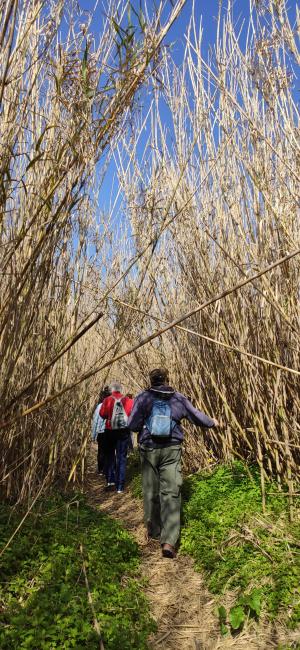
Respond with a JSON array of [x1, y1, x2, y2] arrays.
[[82, 41, 88, 84], [25, 152, 44, 171], [112, 18, 122, 38], [244, 589, 262, 616], [229, 605, 245, 630], [131, 3, 146, 32], [127, 2, 132, 27], [218, 605, 227, 624], [220, 622, 229, 636], [85, 88, 94, 99], [54, 74, 61, 96], [35, 125, 55, 151]]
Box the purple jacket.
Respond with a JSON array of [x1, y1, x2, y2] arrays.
[[128, 385, 215, 447]]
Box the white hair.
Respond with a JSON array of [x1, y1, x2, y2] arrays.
[[110, 381, 123, 393]]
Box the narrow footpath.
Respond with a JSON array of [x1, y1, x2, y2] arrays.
[[86, 453, 279, 650]]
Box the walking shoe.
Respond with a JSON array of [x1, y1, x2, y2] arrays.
[[147, 521, 160, 541], [116, 489, 124, 494], [105, 482, 115, 491], [161, 543, 176, 559]]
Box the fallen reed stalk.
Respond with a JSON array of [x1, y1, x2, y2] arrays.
[[80, 543, 105, 650]]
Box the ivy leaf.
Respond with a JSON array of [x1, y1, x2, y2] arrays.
[[229, 605, 245, 630], [244, 589, 262, 616]]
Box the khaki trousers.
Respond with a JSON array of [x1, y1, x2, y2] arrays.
[[140, 445, 182, 546]]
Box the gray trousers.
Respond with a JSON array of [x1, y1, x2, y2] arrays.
[[140, 445, 182, 547]]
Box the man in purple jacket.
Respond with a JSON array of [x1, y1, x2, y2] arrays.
[[128, 368, 218, 559]]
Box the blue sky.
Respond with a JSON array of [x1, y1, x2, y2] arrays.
[[80, 0, 250, 52], [79, 0, 298, 65], [162, 0, 250, 60], [77, 0, 299, 221]]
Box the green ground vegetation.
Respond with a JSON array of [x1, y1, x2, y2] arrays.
[[128, 453, 300, 637], [0, 493, 155, 649], [180, 461, 300, 636]]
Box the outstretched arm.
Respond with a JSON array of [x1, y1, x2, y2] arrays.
[[184, 398, 217, 428]]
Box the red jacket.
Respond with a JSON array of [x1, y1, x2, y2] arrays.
[[100, 392, 134, 430]]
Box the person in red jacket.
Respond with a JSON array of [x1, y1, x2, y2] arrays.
[[100, 381, 133, 493]]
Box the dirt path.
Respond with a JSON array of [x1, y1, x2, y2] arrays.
[[86, 454, 290, 650]]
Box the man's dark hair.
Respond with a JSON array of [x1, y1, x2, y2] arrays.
[[99, 385, 110, 402], [149, 367, 169, 386]]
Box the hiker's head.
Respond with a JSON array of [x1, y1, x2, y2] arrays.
[[99, 385, 110, 402], [149, 368, 169, 387], [110, 381, 123, 393]]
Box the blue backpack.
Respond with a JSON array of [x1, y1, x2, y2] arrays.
[[146, 398, 175, 437]]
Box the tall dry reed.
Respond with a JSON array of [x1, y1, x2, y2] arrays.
[[110, 0, 300, 504], [0, 0, 187, 504]]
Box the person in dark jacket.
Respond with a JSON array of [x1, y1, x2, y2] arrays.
[[128, 368, 218, 558], [91, 386, 110, 474], [100, 382, 134, 493]]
